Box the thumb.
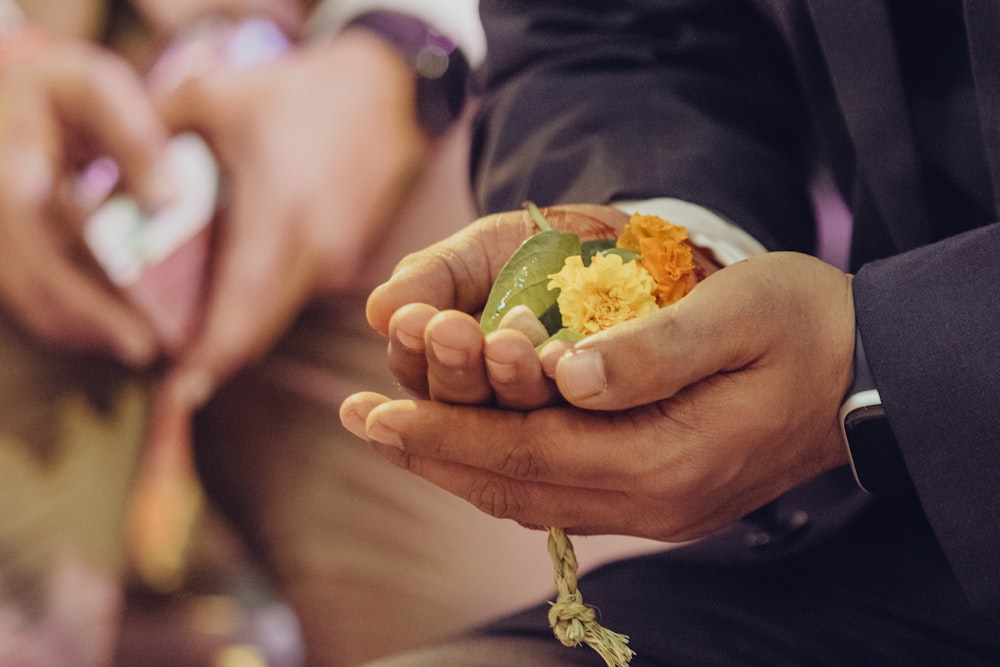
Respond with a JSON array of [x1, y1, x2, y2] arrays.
[[365, 213, 530, 335], [553, 262, 764, 410]]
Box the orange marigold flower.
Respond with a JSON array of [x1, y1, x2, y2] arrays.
[[617, 213, 696, 306], [548, 252, 657, 336]]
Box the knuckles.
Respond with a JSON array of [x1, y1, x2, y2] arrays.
[[468, 476, 525, 521], [497, 442, 546, 482]]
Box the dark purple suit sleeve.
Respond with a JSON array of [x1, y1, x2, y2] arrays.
[[473, 0, 816, 252], [854, 224, 1000, 616]]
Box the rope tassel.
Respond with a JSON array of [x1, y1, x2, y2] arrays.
[[546, 526, 635, 666]]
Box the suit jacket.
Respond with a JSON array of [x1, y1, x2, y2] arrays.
[[473, 0, 1000, 619]]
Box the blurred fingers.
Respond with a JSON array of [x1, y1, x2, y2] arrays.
[[170, 184, 315, 406], [45, 43, 173, 207], [0, 128, 157, 363]]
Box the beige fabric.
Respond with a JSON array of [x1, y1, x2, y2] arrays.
[[0, 313, 152, 666]]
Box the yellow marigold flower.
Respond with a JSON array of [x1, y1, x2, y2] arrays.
[[548, 252, 658, 336], [617, 213, 695, 306]]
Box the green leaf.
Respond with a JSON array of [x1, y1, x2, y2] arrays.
[[481, 229, 581, 334], [580, 239, 616, 265], [524, 200, 553, 232], [535, 327, 586, 352], [537, 300, 563, 336], [601, 247, 640, 263]]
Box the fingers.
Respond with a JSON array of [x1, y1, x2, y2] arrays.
[[366, 213, 536, 335], [155, 71, 286, 402], [390, 305, 493, 403], [386, 303, 437, 398], [0, 127, 158, 363], [0, 223, 159, 364], [338, 392, 641, 531], [152, 66, 220, 133], [343, 395, 638, 490], [1, 243, 158, 363], [366, 204, 627, 337], [170, 182, 317, 406], [368, 443, 632, 534], [338, 382, 810, 540], [484, 328, 560, 409], [391, 307, 493, 404], [423, 310, 492, 404], [46, 43, 172, 207], [553, 254, 856, 412], [0, 43, 171, 363], [387, 303, 560, 408], [338, 391, 756, 538]]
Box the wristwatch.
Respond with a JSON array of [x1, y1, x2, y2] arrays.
[[839, 325, 915, 495], [345, 11, 470, 138]]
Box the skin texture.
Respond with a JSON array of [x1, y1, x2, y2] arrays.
[[340, 206, 856, 542]]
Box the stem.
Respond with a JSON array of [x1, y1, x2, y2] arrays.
[[523, 200, 553, 232]]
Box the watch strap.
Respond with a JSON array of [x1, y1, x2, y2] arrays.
[[345, 10, 469, 137], [840, 325, 915, 495]]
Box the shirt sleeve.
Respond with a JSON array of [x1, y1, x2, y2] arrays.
[[852, 222, 1000, 617], [472, 0, 815, 253]]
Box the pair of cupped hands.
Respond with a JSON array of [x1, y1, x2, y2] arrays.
[[340, 204, 857, 542], [0, 23, 426, 409]]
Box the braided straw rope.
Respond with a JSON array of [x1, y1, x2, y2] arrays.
[[546, 526, 635, 666]]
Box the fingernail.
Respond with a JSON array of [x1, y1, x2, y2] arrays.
[[340, 404, 368, 440], [557, 347, 607, 401], [485, 358, 518, 383], [538, 340, 572, 379], [430, 338, 468, 367], [395, 325, 424, 352], [366, 410, 403, 448]]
